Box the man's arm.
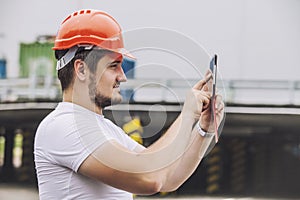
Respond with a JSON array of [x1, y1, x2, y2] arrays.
[[78, 113, 201, 194], [78, 126, 214, 194], [78, 72, 225, 194], [157, 95, 224, 191]]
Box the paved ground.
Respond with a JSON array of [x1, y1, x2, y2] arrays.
[[0, 184, 295, 200], [0, 184, 39, 200]]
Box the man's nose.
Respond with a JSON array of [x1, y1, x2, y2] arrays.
[[117, 66, 127, 82]]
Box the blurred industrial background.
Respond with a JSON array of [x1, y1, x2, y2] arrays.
[[0, 0, 300, 199]]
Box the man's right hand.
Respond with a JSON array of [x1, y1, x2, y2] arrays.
[[181, 71, 212, 121]]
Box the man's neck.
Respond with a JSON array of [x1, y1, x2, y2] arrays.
[[62, 91, 103, 115]]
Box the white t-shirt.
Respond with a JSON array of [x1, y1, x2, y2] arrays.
[[34, 102, 142, 200]]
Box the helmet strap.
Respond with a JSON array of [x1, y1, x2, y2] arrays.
[[56, 46, 78, 70]]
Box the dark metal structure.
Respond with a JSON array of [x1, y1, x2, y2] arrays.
[[0, 102, 299, 198]]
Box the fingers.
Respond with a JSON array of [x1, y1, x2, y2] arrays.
[[193, 89, 211, 110], [199, 94, 225, 133], [202, 84, 209, 92], [193, 70, 212, 90], [198, 92, 211, 119], [201, 91, 210, 110], [214, 95, 225, 125], [217, 102, 224, 113], [215, 95, 224, 110], [192, 79, 206, 91], [201, 91, 210, 109]]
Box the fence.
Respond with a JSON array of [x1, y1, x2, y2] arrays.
[[0, 78, 300, 105]]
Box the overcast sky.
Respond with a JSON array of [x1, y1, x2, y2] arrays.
[[0, 0, 299, 81]]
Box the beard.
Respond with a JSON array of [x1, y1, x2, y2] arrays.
[[88, 74, 122, 109], [93, 91, 121, 109]]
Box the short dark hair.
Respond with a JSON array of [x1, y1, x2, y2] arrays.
[[55, 48, 111, 91]]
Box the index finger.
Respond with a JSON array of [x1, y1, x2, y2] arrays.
[[193, 71, 212, 90]]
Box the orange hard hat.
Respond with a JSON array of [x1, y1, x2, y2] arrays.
[[53, 9, 132, 57]]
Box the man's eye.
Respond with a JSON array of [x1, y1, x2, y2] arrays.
[[109, 64, 118, 68]]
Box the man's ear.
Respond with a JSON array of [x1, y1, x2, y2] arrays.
[[74, 59, 87, 81]]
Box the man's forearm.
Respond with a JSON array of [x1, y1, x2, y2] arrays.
[[160, 127, 214, 191], [93, 114, 196, 174], [145, 113, 214, 191], [146, 114, 185, 151]]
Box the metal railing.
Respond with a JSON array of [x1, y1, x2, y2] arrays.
[[0, 77, 60, 102], [0, 77, 300, 106]]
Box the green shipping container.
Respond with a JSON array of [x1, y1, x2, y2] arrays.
[[19, 42, 56, 78]]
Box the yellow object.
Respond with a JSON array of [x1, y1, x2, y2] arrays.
[[13, 133, 23, 168], [122, 118, 143, 145], [206, 146, 221, 194], [0, 136, 5, 166], [122, 118, 143, 134], [129, 132, 143, 145]]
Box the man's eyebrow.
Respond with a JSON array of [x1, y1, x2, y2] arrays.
[[109, 60, 122, 65]]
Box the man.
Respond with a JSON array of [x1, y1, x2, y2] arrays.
[[34, 9, 224, 199]]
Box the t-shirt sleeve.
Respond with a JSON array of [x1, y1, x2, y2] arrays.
[[109, 122, 145, 152], [43, 113, 114, 173]]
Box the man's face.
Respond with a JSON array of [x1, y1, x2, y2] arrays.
[[88, 52, 127, 109]]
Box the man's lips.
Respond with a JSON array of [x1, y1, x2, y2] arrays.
[[113, 82, 120, 88]]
